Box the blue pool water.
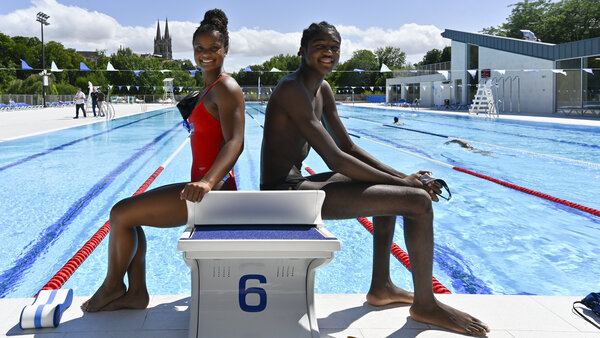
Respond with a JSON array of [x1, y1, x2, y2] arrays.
[[0, 104, 599, 298]]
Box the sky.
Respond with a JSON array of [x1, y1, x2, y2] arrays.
[[0, 0, 521, 72]]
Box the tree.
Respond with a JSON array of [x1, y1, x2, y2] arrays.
[[480, 0, 600, 44], [327, 49, 378, 90], [374, 46, 406, 69]]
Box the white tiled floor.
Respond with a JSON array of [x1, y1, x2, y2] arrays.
[[2, 294, 599, 337]]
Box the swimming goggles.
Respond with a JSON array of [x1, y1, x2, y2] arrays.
[[419, 174, 452, 201]]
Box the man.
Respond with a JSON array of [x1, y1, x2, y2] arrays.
[[260, 21, 489, 336], [90, 87, 98, 117], [73, 88, 86, 119], [97, 89, 106, 117]]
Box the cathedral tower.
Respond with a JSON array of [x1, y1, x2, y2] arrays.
[[153, 19, 172, 59]]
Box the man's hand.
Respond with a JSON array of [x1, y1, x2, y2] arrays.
[[406, 170, 441, 202]]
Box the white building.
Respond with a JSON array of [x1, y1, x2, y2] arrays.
[[386, 30, 600, 114]]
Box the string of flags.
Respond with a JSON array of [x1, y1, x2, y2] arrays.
[[13, 60, 596, 76]]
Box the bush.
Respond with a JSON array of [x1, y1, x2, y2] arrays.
[[55, 83, 77, 95]]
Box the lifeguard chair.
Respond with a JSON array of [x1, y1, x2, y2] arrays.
[[162, 78, 174, 103], [178, 191, 340, 338]]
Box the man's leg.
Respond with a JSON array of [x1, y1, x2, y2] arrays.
[[299, 173, 489, 335]]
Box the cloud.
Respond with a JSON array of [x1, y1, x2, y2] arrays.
[[0, 0, 448, 69], [336, 23, 449, 63]]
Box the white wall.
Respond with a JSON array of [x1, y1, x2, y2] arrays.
[[478, 47, 554, 114]]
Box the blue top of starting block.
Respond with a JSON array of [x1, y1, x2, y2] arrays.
[[187, 225, 335, 240]]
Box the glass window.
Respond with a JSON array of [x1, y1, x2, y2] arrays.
[[556, 58, 581, 108], [468, 45, 479, 103], [583, 56, 600, 107]]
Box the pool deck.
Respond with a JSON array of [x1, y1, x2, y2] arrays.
[[1, 104, 599, 337]]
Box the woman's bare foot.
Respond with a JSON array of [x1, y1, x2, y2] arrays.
[[409, 299, 490, 336], [81, 282, 126, 312], [100, 289, 150, 311], [366, 284, 414, 306]]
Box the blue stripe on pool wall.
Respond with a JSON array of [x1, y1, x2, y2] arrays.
[[0, 122, 181, 297]]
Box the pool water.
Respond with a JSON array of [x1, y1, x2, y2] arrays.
[[0, 104, 598, 298]]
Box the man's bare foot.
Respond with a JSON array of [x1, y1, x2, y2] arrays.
[[100, 289, 150, 311], [366, 284, 414, 306], [409, 299, 490, 336], [81, 282, 126, 312]]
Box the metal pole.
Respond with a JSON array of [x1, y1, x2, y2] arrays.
[[41, 21, 46, 107], [37, 12, 49, 107]]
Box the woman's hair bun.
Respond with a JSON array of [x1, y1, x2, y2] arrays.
[[201, 9, 228, 29]]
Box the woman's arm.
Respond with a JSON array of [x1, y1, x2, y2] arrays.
[[181, 77, 245, 202]]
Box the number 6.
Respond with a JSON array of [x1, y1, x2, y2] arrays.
[[239, 274, 267, 312]]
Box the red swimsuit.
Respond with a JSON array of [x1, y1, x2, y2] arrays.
[[188, 75, 236, 189]]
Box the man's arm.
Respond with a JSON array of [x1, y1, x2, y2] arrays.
[[320, 82, 408, 179], [278, 79, 418, 187]]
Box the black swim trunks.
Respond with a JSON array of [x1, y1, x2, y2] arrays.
[[260, 173, 306, 190]]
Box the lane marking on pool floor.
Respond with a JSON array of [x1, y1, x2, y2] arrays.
[[340, 115, 600, 168], [38, 136, 191, 294], [0, 122, 183, 297], [0, 109, 175, 172]]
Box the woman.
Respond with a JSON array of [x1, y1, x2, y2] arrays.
[[83, 9, 245, 312]]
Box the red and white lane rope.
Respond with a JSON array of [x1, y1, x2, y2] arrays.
[[342, 115, 600, 168], [303, 165, 452, 294], [351, 133, 600, 218], [38, 138, 190, 294]]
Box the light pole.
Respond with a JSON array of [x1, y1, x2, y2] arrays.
[[36, 12, 50, 107]]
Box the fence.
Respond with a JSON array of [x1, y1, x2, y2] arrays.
[[1, 91, 376, 106]]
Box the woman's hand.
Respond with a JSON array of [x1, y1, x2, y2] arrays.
[[180, 180, 212, 202]]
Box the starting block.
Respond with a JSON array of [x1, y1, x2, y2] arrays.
[[178, 190, 340, 338]]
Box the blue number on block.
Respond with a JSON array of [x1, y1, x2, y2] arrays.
[[239, 274, 267, 312]]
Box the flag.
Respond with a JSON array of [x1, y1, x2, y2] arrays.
[[51, 61, 62, 72], [380, 63, 391, 72], [189, 70, 198, 76], [437, 70, 448, 79], [244, 66, 252, 72], [552, 69, 567, 76], [20, 59, 33, 70], [583, 68, 594, 75], [467, 69, 477, 78], [80, 62, 91, 71], [106, 62, 117, 71], [353, 68, 365, 73]]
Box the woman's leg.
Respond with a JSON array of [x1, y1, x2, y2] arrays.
[[83, 183, 188, 312]]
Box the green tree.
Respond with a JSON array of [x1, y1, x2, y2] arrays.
[[480, 0, 600, 44], [327, 49, 378, 90], [374, 46, 406, 69]]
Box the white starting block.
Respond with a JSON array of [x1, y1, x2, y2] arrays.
[[178, 191, 340, 338]]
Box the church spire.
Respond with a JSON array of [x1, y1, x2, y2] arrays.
[[164, 18, 170, 39], [155, 20, 161, 40]]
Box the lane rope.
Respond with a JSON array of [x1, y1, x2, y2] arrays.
[[348, 132, 600, 218], [341, 115, 600, 168], [246, 109, 451, 293], [38, 137, 190, 294], [303, 165, 451, 294]]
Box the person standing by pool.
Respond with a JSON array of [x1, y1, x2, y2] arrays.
[[97, 89, 105, 117], [260, 21, 489, 336], [90, 87, 98, 117], [73, 88, 86, 119], [83, 8, 245, 312]]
